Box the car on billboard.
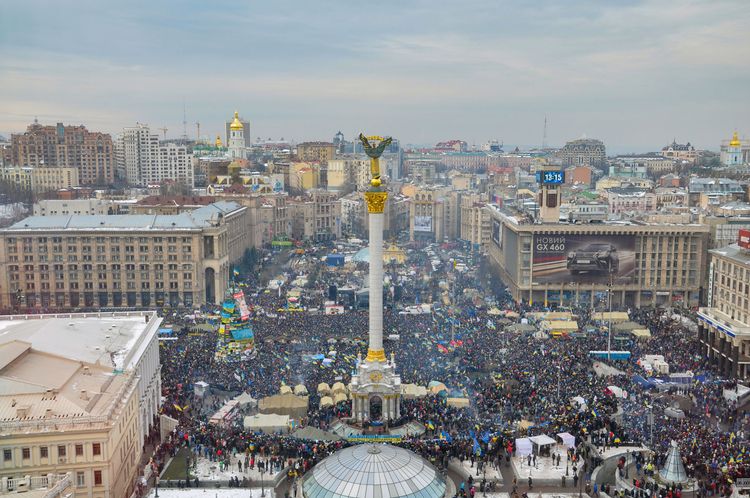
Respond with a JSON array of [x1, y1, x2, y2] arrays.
[[566, 243, 619, 274]]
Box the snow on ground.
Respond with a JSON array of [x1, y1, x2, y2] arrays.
[[596, 445, 648, 459], [148, 489, 274, 498], [511, 445, 579, 484], [456, 459, 504, 482], [484, 494, 590, 498], [194, 455, 281, 482]]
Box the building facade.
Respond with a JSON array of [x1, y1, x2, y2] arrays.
[[559, 138, 606, 168], [0, 202, 250, 310], [720, 131, 747, 166], [33, 198, 114, 216], [296, 142, 336, 163], [487, 204, 710, 308], [116, 125, 193, 187], [661, 140, 699, 163], [0, 166, 80, 194], [11, 121, 114, 185], [698, 235, 750, 379], [0, 311, 161, 498], [288, 190, 340, 242]]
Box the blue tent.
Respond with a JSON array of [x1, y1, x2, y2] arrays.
[[632, 375, 655, 388]]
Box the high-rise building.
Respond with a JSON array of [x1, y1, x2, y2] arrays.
[[296, 142, 336, 163], [116, 124, 193, 187], [11, 120, 114, 184]]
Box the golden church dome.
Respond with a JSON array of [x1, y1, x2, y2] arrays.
[[730, 131, 741, 147], [230, 111, 244, 131], [215, 135, 223, 148]]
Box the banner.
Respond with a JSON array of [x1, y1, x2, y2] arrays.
[[414, 216, 432, 232], [532, 234, 635, 284], [233, 290, 250, 320], [491, 219, 502, 246]]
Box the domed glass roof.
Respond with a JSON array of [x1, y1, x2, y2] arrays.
[[302, 444, 446, 498]]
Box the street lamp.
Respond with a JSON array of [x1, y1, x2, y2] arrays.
[[260, 465, 266, 497]]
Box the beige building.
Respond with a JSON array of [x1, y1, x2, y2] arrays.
[[661, 140, 699, 163], [33, 198, 114, 216], [0, 316, 163, 497], [460, 193, 490, 250], [289, 162, 320, 191], [288, 190, 340, 242], [0, 166, 80, 194], [699, 239, 750, 378], [326, 157, 370, 193], [487, 204, 709, 308], [11, 121, 114, 185], [296, 142, 336, 163], [0, 202, 251, 309], [407, 186, 450, 242]]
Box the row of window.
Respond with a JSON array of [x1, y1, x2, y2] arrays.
[[2, 442, 101, 461], [8, 236, 190, 244]]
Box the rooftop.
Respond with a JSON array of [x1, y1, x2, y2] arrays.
[[0, 312, 158, 431], [5, 201, 242, 231], [710, 244, 750, 265]]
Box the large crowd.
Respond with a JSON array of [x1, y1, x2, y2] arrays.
[[150, 243, 750, 497]]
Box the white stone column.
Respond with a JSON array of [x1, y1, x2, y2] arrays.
[[368, 212, 384, 354]]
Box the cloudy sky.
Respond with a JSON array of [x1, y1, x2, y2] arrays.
[[1, 0, 748, 152]]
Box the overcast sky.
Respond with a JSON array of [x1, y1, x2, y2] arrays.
[[1, 0, 748, 153]]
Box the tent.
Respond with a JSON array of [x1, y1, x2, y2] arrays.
[[332, 382, 347, 394], [515, 437, 533, 457], [529, 434, 557, 455], [540, 320, 579, 337], [243, 413, 289, 433], [291, 426, 343, 441], [258, 394, 309, 419], [557, 432, 575, 448], [446, 397, 470, 408], [401, 384, 428, 399], [429, 382, 448, 394], [319, 396, 334, 408], [592, 311, 629, 323], [280, 385, 293, 395], [333, 392, 348, 404], [233, 392, 257, 408], [317, 383, 332, 395], [487, 307, 503, 316], [294, 384, 309, 396], [631, 329, 652, 339]]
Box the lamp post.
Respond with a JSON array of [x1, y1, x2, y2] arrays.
[[578, 461, 586, 498], [260, 465, 266, 497]]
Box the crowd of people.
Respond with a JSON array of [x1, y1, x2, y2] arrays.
[[149, 242, 750, 497]]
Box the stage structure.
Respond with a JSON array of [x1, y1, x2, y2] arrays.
[[349, 134, 402, 422]]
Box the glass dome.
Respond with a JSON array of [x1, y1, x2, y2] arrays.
[[302, 444, 446, 498]]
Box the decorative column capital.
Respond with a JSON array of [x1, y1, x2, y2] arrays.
[[365, 191, 388, 214]]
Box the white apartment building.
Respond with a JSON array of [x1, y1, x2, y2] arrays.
[[116, 125, 193, 188]]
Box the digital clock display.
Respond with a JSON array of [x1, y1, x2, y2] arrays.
[[540, 171, 564, 184]]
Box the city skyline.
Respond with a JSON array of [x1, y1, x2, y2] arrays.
[[1, 0, 748, 152]]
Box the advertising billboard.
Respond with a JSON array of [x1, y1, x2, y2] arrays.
[[532, 234, 636, 284], [739, 229, 750, 250], [414, 216, 432, 232], [538, 170, 565, 185], [491, 219, 502, 246]]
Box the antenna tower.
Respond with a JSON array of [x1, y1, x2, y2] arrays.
[[542, 115, 548, 149]]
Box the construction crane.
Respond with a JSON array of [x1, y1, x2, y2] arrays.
[[195, 122, 201, 142], [158, 126, 168, 140]]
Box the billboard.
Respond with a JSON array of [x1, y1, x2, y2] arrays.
[[491, 219, 502, 246], [739, 229, 750, 249], [414, 216, 432, 232], [532, 234, 636, 284], [537, 170, 565, 185]]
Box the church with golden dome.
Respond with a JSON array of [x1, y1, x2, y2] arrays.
[[721, 131, 747, 166], [228, 111, 247, 159]]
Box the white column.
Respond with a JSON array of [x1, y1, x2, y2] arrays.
[[368, 212, 384, 353]]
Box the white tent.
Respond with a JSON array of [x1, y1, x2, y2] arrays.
[[294, 384, 309, 396], [529, 434, 556, 454], [233, 392, 257, 408], [401, 384, 428, 399], [243, 413, 289, 433], [319, 396, 334, 408], [280, 385, 293, 395], [515, 437, 533, 457], [557, 432, 575, 448], [607, 385, 628, 399]]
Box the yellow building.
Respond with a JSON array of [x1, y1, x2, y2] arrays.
[[0, 338, 142, 497], [0, 166, 80, 193], [296, 142, 336, 163], [290, 162, 320, 191]]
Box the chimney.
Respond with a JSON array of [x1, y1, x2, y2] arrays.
[[45, 408, 53, 417], [80, 390, 89, 401], [83, 366, 91, 375], [16, 407, 29, 418]]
